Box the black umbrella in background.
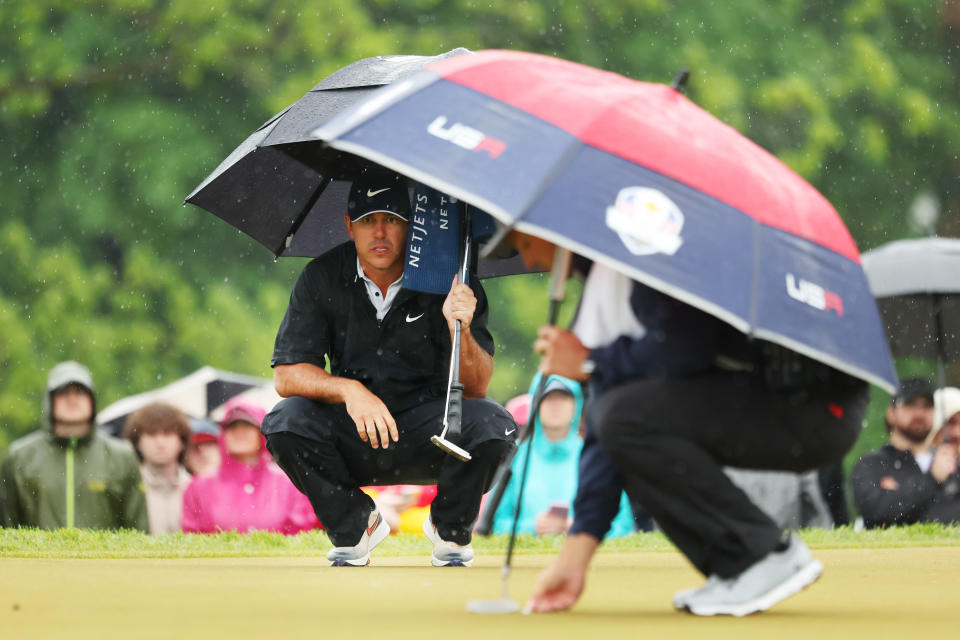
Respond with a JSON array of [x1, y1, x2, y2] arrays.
[[184, 48, 526, 278], [96, 366, 275, 437], [861, 237, 960, 399]]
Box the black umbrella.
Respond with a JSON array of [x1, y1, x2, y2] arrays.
[[184, 49, 527, 278], [96, 366, 274, 437], [862, 237, 960, 392]]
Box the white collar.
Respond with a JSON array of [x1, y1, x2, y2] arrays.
[[356, 258, 404, 321]]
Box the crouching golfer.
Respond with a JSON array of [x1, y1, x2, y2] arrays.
[[262, 170, 516, 567], [507, 232, 868, 616]]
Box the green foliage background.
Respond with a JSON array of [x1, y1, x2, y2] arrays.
[[2, 0, 959, 495]]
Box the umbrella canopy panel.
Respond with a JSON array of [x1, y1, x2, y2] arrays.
[[185, 49, 488, 261], [312, 50, 896, 392], [862, 238, 960, 297]]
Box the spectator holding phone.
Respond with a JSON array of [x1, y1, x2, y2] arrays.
[[491, 375, 634, 537]]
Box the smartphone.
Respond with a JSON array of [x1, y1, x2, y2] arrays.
[[547, 503, 569, 519]]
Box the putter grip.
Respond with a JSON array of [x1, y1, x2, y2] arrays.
[[446, 382, 464, 437]]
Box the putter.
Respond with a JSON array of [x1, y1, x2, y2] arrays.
[[467, 246, 572, 615], [431, 205, 473, 462]]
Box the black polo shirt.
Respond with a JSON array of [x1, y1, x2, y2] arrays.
[[271, 242, 495, 413]]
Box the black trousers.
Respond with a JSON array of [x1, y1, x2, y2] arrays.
[[263, 396, 515, 546], [591, 371, 867, 578]]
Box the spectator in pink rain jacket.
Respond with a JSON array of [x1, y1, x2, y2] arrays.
[[181, 400, 320, 535]]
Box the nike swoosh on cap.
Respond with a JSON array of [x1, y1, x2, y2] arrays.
[[405, 313, 425, 323], [367, 187, 390, 197]]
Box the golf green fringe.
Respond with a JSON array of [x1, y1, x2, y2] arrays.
[[2, 524, 960, 559]]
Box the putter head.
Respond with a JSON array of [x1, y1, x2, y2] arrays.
[[430, 435, 472, 461]]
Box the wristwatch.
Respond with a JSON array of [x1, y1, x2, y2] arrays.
[[580, 358, 596, 377]]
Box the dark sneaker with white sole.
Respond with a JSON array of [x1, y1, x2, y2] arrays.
[[326, 508, 391, 567], [680, 535, 823, 616], [423, 516, 474, 567]]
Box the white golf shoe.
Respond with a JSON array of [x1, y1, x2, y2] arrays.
[[326, 508, 391, 567], [679, 535, 823, 616], [423, 516, 474, 567]]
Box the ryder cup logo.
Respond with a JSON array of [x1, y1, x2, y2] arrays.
[[605, 187, 684, 256]]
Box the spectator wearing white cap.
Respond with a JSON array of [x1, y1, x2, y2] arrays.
[[931, 387, 960, 448], [852, 379, 960, 527]]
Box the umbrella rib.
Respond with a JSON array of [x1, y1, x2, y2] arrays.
[[748, 218, 761, 334], [273, 174, 332, 257]]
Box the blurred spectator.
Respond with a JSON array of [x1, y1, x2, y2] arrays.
[[723, 468, 833, 530], [369, 484, 438, 534], [931, 387, 960, 447], [0, 361, 148, 531], [181, 399, 319, 534], [852, 378, 960, 527], [185, 417, 221, 475], [123, 403, 193, 534], [491, 375, 635, 537]]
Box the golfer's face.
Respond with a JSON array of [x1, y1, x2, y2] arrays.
[[508, 230, 555, 271], [346, 212, 408, 273]]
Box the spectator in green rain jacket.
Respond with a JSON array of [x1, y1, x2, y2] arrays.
[[0, 361, 148, 531]]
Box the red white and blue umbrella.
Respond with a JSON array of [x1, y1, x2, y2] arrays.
[[310, 50, 897, 393]]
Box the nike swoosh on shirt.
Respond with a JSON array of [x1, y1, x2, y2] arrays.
[[405, 313, 425, 323], [505, 428, 516, 436], [367, 187, 390, 197]]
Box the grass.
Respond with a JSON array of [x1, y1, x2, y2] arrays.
[[2, 523, 960, 559]]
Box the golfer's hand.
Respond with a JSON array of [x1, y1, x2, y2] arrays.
[[524, 560, 586, 614], [534, 326, 591, 381], [442, 275, 477, 332], [344, 382, 398, 449], [931, 445, 958, 483]]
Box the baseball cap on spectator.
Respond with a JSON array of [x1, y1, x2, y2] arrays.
[[347, 171, 410, 223], [543, 378, 573, 398], [219, 402, 266, 429], [933, 387, 960, 431], [188, 417, 219, 444], [890, 378, 934, 406]]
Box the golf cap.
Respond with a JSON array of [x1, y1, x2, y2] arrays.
[[219, 403, 266, 429], [348, 171, 410, 223], [188, 417, 219, 444], [934, 387, 960, 426], [543, 378, 573, 397], [891, 377, 934, 405]]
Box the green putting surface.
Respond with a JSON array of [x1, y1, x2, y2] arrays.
[[1, 548, 956, 638]]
